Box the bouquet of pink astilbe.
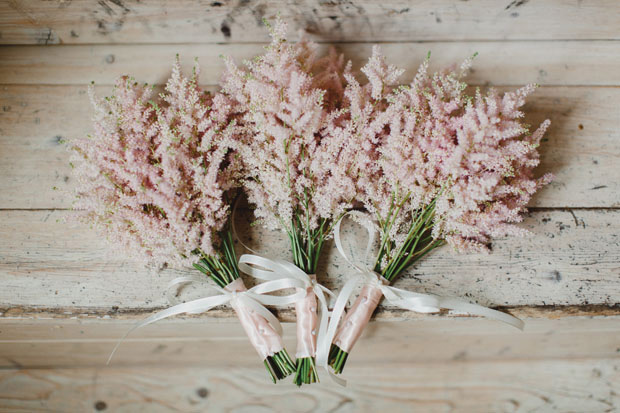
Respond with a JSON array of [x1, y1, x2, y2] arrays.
[[222, 18, 357, 385], [71, 59, 297, 382], [328, 47, 553, 373]]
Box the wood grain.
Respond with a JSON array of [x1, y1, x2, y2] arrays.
[[1, 85, 617, 209], [1, 0, 619, 44], [1, 317, 619, 368], [1, 1, 619, 409], [0, 360, 618, 412], [1, 41, 619, 86], [0, 209, 618, 314]]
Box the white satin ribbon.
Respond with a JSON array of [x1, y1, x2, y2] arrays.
[[107, 274, 306, 365], [315, 212, 525, 386], [238, 254, 335, 360], [231, 201, 336, 363]]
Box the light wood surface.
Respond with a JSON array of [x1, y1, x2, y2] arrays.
[[1, 360, 617, 413], [1, 317, 618, 411], [1, 41, 619, 86], [2, 317, 619, 368], [1, 1, 619, 411]]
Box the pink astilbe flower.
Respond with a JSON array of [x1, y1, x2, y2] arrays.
[[221, 17, 354, 262], [72, 60, 299, 383], [328, 48, 553, 374], [71, 58, 240, 269], [345, 48, 553, 263], [221, 17, 355, 385], [437, 86, 553, 251]]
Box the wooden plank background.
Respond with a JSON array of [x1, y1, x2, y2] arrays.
[[1, 317, 618, 412], [0, 1, 619, 411]]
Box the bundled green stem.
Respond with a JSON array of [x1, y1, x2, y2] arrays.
[[376, 199, 444, 282], [264, 351, 297, 383], [286, 209, 331, 274], [287, 215, 333, 385], [329, 200, 444, 374], [294, 357, 319, 386], [193, 225, 295, 382], [328, 345, 349, 374], [192, 226, 240, 288]]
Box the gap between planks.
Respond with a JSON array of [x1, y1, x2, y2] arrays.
[[2, 304, 620, 321]]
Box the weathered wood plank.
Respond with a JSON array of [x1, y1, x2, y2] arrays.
[[1, 85, 617, 209], [0, 209, 618, 313], [1, 317, 619, 368], [0, 361, 618, 412], [0, 41, 619, 86], [1, 0, 619, 44]]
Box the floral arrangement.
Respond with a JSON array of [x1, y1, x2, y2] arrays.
[[72, 18, 551, 386], [221, 20, 356, 385], [70, 59, 297, 382], [326, 48, 552, 373]]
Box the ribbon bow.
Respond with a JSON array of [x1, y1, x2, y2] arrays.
[[238, 254, 335, 359], [107, 273, 306, 364], [316, 212, 524, 386]]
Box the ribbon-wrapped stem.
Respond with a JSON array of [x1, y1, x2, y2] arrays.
[[109, 261, 305, 384], [293, 274, 319, 385], [237, 254, 334, 386], [191, 230, 296, 381], [321, 213, 525, 379], [225, 278, 296, 382], [329, 283, 383, 373]]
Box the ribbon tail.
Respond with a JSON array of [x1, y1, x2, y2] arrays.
[[438, 298, 525, 330], [381, 286, 442, 314], [383, 286, 524, 329], [107, 294, 231, 365], [317, 291, 348, 388], [238, 254, 285, 281], [106, 326, 137, 366], [325, 363, 347, 387], [316, 277, 360, 387], [249, 279, 306, 300], [317, 284, 337, 309], [313, 286, 329, 360], [165, 276, 210, 307], [316, 287, 347, 387]]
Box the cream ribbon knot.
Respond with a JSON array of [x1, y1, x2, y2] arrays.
[[238, 254, 336, 360], [107, 273, 306, 364], [315, 213, 525, 386]]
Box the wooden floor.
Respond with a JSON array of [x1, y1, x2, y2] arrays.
[[0, 1, 619, 412]]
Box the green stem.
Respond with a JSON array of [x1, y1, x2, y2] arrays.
[[294, 357, 318, 386]]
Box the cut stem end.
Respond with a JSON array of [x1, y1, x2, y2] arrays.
[[328, 344, 349, 374], [264, 349, 296, 383], [293, 356, 319, 386]]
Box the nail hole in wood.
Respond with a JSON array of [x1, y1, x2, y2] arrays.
[[197, 387, 209, 398], [94, 401, 107, 411]]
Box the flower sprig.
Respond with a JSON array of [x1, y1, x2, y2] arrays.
[[328, 46, 553, 373]]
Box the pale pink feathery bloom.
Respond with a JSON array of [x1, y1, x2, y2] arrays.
[[344, 47, 552, 258], [220, 18, 359, 384], [70, 58, 241, 268], [220, 17, 354, 248], [327, 48, 553, 373]]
